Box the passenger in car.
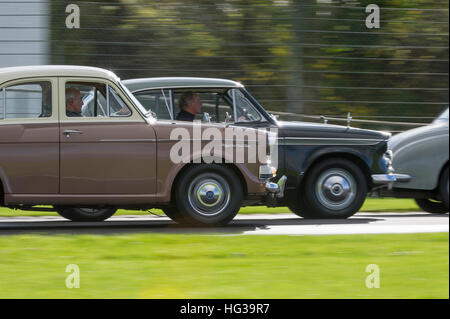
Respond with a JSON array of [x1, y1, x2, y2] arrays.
[[66, 87, 83, 117], [176, 91, 202, 121]]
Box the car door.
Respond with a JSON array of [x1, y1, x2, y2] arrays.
[[0, 78, 59, 200], [58, 78, 157, 197]]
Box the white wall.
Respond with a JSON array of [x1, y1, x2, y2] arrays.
[[0, 0, 49, 67]]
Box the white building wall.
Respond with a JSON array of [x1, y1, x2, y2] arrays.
[[0, 0, 50, 67]]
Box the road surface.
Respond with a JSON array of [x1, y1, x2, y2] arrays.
[[0, 212, 447, 236]]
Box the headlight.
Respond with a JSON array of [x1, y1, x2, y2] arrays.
[[265, 129, 278, 170], [267, 130, 277, 149]]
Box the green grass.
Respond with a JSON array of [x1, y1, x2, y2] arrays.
[[0, 233, 447, 298], [0, 198, 420, 217]]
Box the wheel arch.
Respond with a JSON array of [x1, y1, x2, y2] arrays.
[[299, 151, 372, 191], [438, 160, 449, 184]]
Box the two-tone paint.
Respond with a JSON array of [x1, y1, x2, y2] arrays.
[[124, 77, 395, 207], [0, 66, 271, 208]]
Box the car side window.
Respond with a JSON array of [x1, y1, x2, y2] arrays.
[[173, 91, 234, 123], [0, 81, 51, 119], [215, 93, 234, 123], [133, 89, 172, 120], [66, 82, 131, 118]]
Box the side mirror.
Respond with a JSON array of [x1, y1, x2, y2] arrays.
[[225, 112, 233, 125], [202, 112, 212, 123]]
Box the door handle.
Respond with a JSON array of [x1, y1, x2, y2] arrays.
[[63, 129, 83, 139]]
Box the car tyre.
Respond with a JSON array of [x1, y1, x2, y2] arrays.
[[415, 199, 448, 214], [439, 166, 449, 209], [175, 164, 243, 226], [162, 207, 185, 224], [288, 187, 314, 218], [54, 206, 117, 222], [302, 158, 368, 219]]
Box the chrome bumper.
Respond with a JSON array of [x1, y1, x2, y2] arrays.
[[372, 173, 411, 184], [265, 175, 287, 198]]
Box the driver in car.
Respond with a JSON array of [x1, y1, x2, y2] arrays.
[[66, 87, 83, 117], [176, 92, 202, 121]]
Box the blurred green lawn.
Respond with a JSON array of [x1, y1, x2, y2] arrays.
[[0, 198, 420, 217], [0, 233, 447, 299]]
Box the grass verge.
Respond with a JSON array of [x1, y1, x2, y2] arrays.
[[0, 233, 447, 299]]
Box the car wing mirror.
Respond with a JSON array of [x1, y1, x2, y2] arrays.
[[203, 112, 212, 124], [225, 112, 232, 125]]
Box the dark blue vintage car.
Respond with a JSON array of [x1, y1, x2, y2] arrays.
[[124, 77, 409, 219]]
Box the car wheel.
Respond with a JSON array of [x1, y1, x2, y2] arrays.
[[303, 158, 368, 219], [439, 166, 449, 209], [175, 164, 243, 226], [54, 206, 117, 221], [415, 199, 448, 214], [288, 188, 314, 218]]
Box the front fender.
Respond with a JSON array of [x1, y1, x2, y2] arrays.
[[280, 143, 385, 191]]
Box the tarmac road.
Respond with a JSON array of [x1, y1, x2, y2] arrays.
[[0, 212, 448, 236]]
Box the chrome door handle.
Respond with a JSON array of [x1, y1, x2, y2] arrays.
[[64, 129, 83, 138]]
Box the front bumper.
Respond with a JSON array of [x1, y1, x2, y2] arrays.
[[265, 175, 287, 199], [372, 173, 412, 185]]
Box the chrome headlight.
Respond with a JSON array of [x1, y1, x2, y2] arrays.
[[266, 129, 279, 169]]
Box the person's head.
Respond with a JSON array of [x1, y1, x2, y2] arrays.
[[66, 87, 83, 113], [179, 92, 202, 115]]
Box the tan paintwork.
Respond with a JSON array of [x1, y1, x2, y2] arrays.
[[153, 121, 266, 202], [0, 66, 269, 206]]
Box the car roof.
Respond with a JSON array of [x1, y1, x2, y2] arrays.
[[123, 77, 244, 92], [0, 65, 120, 85]]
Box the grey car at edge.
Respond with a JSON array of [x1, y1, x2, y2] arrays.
[[385, 108, 449, 213]]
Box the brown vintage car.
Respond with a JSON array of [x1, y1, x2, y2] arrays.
[[0, 65, 281, 226]]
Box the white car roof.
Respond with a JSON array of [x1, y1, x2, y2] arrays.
[[0, 65, 120, 85], [123, 77, 244, 92]]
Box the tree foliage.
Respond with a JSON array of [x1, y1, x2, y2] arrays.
[[50, 0, 449, 131]]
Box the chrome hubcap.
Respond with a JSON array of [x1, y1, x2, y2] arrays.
[[197, 182, 223, 207], [188, 174, 230, 217], [316, 169, 357, 211]]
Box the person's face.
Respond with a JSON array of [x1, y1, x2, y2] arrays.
[[189, 94, 202, 114], [69, 92, 83, 112]]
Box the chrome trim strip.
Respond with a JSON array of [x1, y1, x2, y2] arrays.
[[99, 139, 157, 142], [131, 84, 243, 94], [279, 137, 383, 146], [2, 87, 5, 119], [158, 139, 258, 143], [169, 89, 174, 120], [232, 89, 237, 123], [106, 84, 110, 117]]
